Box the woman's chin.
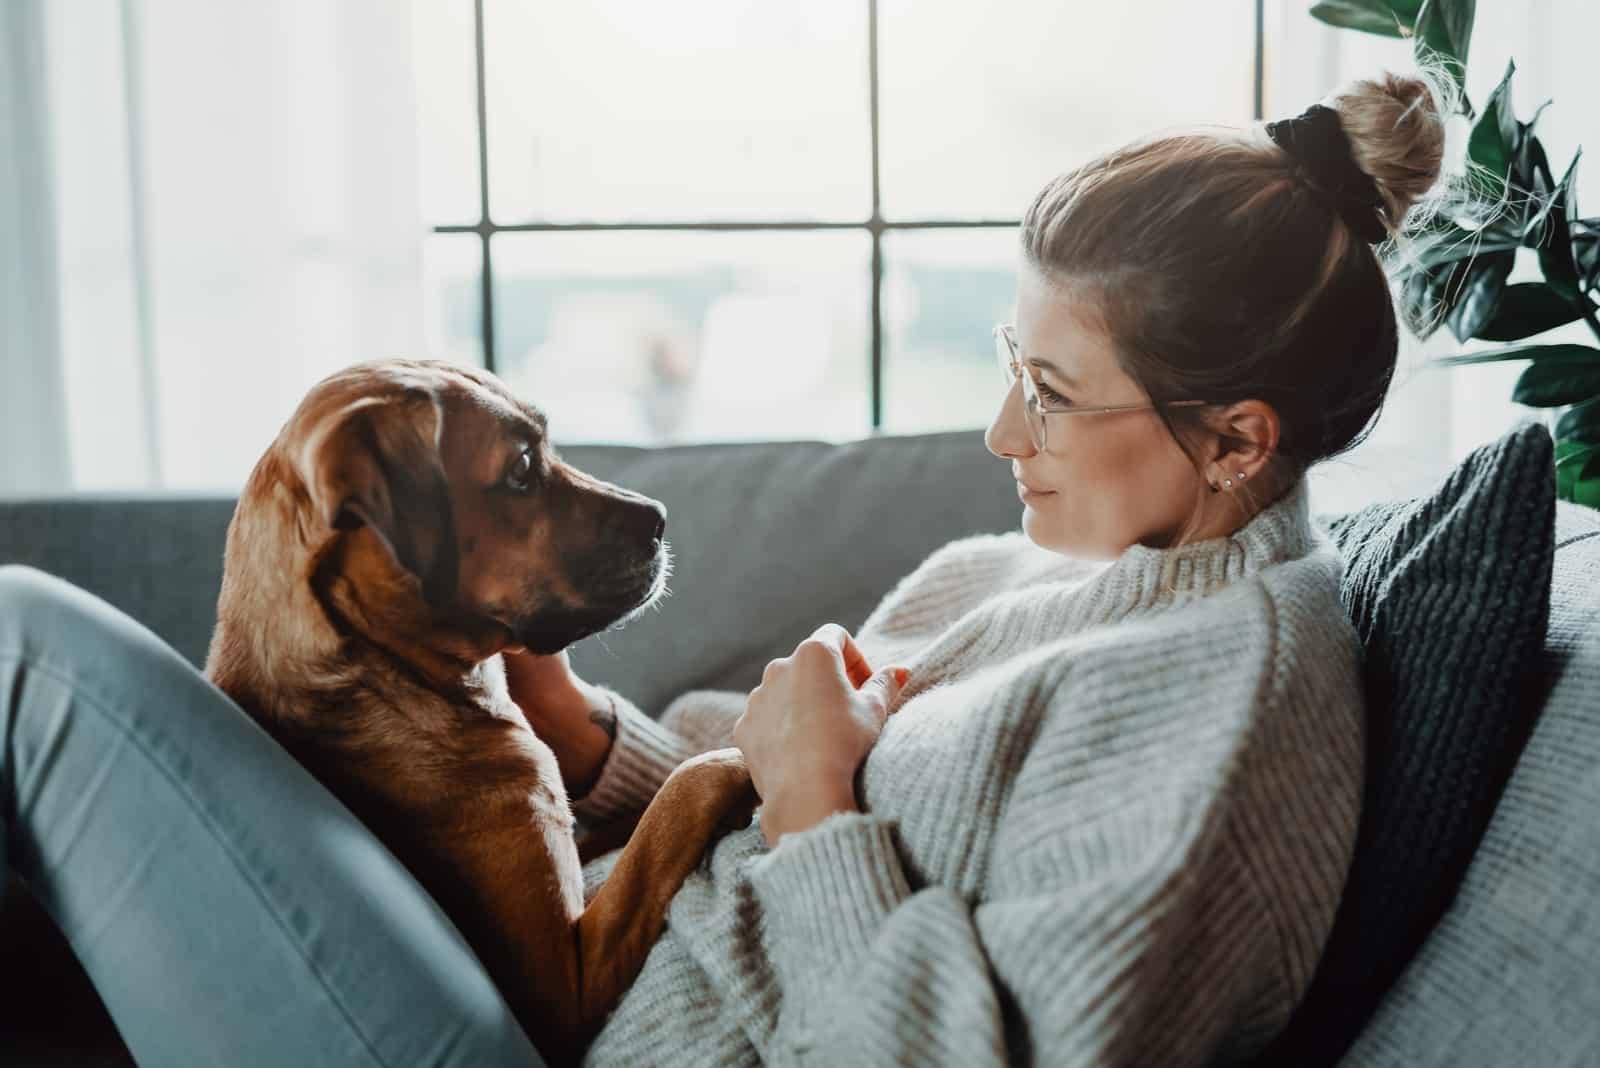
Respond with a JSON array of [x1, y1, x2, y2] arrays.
[[1020, 505, 1061, 547], [1022, 509, 1118, 561]]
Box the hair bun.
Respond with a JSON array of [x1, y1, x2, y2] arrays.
[[1266, 104, 1389, 242], [1323, 68, 1452, 236]]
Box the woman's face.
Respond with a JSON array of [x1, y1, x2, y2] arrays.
[[985, 262, 1210, 558]]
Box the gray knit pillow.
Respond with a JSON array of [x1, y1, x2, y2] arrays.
[[1251, 420, 1557, 1068], [1339, 503, 1600, 1066]]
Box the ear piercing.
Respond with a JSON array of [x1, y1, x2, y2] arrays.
[[1209, 471, 1248, 493]]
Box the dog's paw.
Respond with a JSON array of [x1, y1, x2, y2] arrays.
[[665, 747, 758, 831]]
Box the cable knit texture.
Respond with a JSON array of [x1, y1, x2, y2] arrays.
[[571, 477, 1365, 1067]]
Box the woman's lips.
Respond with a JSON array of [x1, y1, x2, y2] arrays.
[[1016, 479, 1056, 502]]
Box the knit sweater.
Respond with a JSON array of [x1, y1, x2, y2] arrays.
[[571, 476, 1365, 1067]]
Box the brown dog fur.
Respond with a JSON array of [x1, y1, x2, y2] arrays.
[[204, 359, 755, 1065]]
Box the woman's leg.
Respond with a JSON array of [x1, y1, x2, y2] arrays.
[[0, 566, 543, 1068]]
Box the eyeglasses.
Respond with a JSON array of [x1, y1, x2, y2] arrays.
[[993, 323, 1211, 452]]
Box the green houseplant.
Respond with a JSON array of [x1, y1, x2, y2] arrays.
[[1311, 0, 1600, 507]]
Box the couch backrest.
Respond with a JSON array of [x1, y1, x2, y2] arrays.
[[0, 432, 1021, 713], [0, 495, 236, 670]]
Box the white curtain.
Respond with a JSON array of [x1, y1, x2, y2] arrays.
[[2, 0, 427, 494], [1, 0, 71, 495]]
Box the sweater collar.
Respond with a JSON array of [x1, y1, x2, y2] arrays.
[[1053, 477, 1320, 617]]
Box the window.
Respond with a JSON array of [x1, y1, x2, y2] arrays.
[[16, 0, 1557, 505], [416, 0, 1262, 445]]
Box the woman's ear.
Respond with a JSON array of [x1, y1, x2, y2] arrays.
[[1207, 399, 1280, 477]]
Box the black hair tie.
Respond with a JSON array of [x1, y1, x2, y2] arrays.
[[1265, 104, 1388, 244]]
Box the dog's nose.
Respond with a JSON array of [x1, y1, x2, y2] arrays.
[[624, 499, 667, 545]]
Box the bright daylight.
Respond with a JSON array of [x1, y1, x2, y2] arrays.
[[2, 2, 1598, 1067]]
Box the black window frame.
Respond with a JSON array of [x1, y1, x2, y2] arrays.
[[434, 0, 1266, 431]]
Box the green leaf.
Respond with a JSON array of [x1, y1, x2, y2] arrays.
[[1513, 350, 1600, 406], [1408, 223, 1522, 272], [1412, 0, 1476, 95], [1446, 250, 1515, 341], [1479, 283, 1593, 341], [1583, 447, 1600, 484], [1436, 342, 1600, 367], [1573, 218, 1600, 294], [1555, 439, 1590, 499], [1535, 151, 1585, 304], [1511, 101, 1553, 192], [1403, 257, 1470, 340], [1556, 395, 1600, 445], [1310, 0, 1409, 36], [1466, 60, 1518, 182], [1573, 472, 1600, 508], [1516, 127, 1557, 206]]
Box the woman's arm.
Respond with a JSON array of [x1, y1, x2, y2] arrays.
[[735, 624, 1302, 1066], [749, 790, 1278, 1066], [502, 648, 743, 827]]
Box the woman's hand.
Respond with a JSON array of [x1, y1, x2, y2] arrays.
[[501, 648, 615, 796], [733, 624, 910, 847]]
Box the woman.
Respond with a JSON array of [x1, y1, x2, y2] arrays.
[[0, 69, 1448, 1067]]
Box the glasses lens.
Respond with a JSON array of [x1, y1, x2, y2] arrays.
[[1022, 373, 1046, 451], [994, 328, 1018, 389], [996, 326, 1047, 450]]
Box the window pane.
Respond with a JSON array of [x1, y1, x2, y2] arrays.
[[493, 232, 871, 444], [878, 0, 1257, 220], [423, 234, 484, 367], [410, 0, 481, 225], [882, 229, 1019, 435], [482, 1, 871, 222]]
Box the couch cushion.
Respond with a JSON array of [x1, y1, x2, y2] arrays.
[[1337, 500, 1600, 1066], [1255, 420, 1558, 1067], [0, 496, 235, 668]]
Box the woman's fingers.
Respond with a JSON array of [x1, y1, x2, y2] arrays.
[[841, 635, 873, 688], [809, 622, 874, 688]]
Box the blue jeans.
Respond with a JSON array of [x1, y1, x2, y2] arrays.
[[0, 565, 544, 1067]]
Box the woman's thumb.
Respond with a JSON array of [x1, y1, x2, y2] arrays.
[[865, 666, 911, 713]]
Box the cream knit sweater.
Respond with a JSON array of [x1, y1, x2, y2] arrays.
[[572, 476, 1364, 1067]]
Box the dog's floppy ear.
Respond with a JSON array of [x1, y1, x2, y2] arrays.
[[299, 391, 459, 606]]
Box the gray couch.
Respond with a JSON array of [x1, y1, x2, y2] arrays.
[[2, 428, 1597, 1066]]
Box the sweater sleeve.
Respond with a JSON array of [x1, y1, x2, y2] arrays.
[[569, 686, 746, 827], [747, 770, 1280, 1066]]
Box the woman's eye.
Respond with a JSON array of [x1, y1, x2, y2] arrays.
[[1035, 381, 1070, 406], [505, 446, 535, 492]]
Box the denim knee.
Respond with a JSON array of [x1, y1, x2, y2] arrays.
[[0, 564, 68, 653]]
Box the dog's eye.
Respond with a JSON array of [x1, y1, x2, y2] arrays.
[[504, 446, 535, 493]]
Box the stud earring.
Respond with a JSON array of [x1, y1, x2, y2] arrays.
[[1236, 471, 1247, 481], [1224, 478, 1233, 488]]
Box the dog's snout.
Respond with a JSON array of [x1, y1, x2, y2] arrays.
[[638, 500, 667, 544]]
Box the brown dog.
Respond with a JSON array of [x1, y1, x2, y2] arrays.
[[204, 358, 756, 1065]]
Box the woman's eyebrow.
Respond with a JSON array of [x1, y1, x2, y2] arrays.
[[1025, 356, 1082, 389]]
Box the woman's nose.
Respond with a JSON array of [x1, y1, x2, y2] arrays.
[[985, 380, 1037, 460]]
